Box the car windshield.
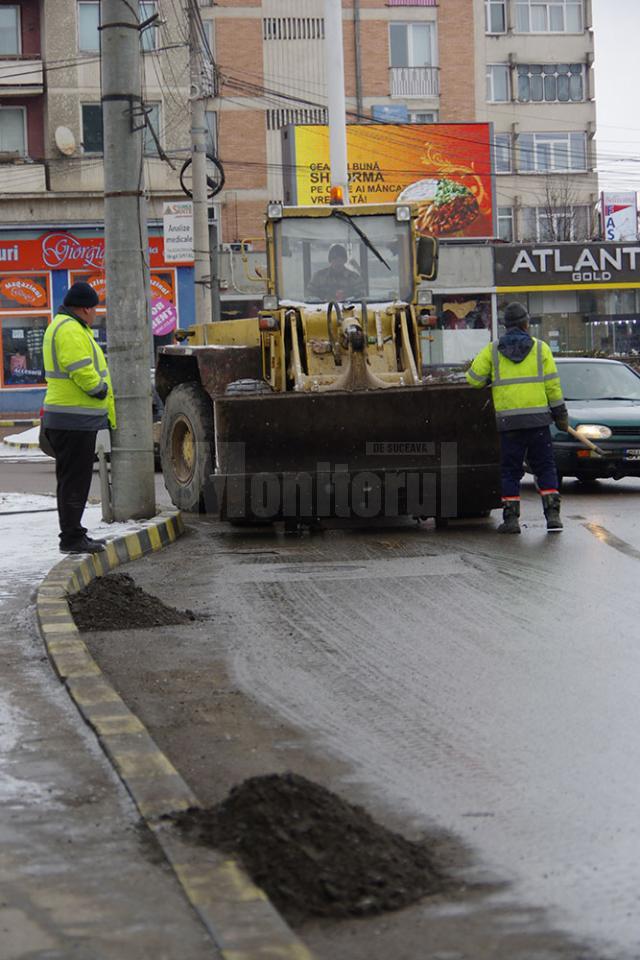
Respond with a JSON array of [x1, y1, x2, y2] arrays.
[[273, 214, 413, 304], [557, 362, 640, 401]]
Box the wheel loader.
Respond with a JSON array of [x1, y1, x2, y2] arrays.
[[156, 201, 501, 523]]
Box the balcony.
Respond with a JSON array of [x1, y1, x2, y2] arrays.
[[0, 161, 46, 193], [0, 59, 44, 96], [389, 66, 439, 99]]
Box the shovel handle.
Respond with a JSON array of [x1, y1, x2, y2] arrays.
[[567, 425, 605, 457]]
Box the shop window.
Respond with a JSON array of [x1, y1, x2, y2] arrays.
[[78, 1, 100, 53], [70, 268, 178, 355], [0, 272, 51, 388], [2, 316, 48, 386], [0, 106, 26, 156], [0, 6, 20, 56]]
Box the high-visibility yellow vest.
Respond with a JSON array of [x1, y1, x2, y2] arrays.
[[43, 311, 115, 429], [466, 337, 564, 431]]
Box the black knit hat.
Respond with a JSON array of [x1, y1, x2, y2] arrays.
[[503, 301, 529, 328], [63, 281, 99, 308]]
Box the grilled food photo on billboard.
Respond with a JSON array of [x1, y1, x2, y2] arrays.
[[408, 178, 480, 237]]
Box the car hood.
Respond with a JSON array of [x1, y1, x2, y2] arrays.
[[566, 399, 640, 426]]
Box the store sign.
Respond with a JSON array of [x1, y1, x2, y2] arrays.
[[152, 296, 177, 336], [601, 192, 638, 242], [284, 123, 495, 238], [496, 243, 640, 288], [163, 201, 194, 263], [0, 232, 180, 272], [0, 277, 47, 307]]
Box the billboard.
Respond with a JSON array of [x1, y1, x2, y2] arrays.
[[283, 123, 495, 238], [600, 192, 638, 242]]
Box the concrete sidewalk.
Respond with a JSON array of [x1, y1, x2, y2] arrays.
[[0, 499, 217, 960]]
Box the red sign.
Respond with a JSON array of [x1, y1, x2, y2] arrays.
[[0, 232, 185, 272]]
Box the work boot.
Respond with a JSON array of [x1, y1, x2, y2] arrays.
[[60, 536, 106, 555], [542, 493, 563, 532], [498, 499, 521, 534]]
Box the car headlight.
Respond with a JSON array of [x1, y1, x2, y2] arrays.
[[575, 424, 612, 440]]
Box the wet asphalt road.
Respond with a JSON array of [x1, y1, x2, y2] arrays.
[[118, 475, 640, 960]]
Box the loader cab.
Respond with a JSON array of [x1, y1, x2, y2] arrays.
[[268, 204, 417, 305]]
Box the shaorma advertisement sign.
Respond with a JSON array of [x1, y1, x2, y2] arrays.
[[283, 123, 495, 238]]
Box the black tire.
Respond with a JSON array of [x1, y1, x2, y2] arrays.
[[160, 383, 214, 512], [575, 473, 599, 488]]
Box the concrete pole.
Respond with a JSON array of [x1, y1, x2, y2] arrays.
[[189, 1, 212, 326], [324, 0, 349, 201], [101, 0, 155, 519]]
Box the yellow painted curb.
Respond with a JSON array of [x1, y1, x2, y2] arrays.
[[36, 509, 315, 960]]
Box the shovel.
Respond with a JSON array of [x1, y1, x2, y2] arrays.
[[567, 425, 605, 458]]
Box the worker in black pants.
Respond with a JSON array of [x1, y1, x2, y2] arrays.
[[42, 282, 116, 554]]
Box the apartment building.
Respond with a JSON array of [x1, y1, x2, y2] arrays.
[[205, 0, 596, 245], [475, 0, 597, 243], [0, 0, 193, 412]]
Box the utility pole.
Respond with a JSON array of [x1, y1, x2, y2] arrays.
[[101, 0, 156, 519], [324, 0, 349, 202], [189, 0, 214, 326]]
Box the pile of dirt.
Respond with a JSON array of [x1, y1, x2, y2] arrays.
[[68, 572, 198, 631], [172, 772, 443, 923]]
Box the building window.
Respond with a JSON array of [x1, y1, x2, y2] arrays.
[[515, 0, 583, 33], [263, 18, 325, 41], [205, 110, 217, 155], [139, 1, 158, 51], [0, 5, 20, 56], [143, 102, 161, 156], [390, 22, 436, 67], [485, 0, 507, 33], [78, 1, 100, 52], [486, 64, 510, 102], [81, 104, 103, 153], [518, 131, 587, 172], [0, 106, 26, 155], [494, 132, 512, 173], [517, 63, 585, 102], [498, 206, 514, 241], [522, 205, 590, 241], [409, 111, 438, 123]]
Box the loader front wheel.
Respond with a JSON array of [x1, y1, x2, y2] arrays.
[[160, 383, 214, 512]]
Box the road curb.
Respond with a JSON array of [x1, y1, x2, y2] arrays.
[[0, 418, 40, 427], [36, 510, 315, 960], [2, 438, 41, 450]]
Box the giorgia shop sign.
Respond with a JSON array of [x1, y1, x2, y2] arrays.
[[495, 242, 640, 290], [0, 231, 191, 271]]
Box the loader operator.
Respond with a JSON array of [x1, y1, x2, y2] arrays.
[[466, 301, 568, 535], [307, 244, 364, 302]]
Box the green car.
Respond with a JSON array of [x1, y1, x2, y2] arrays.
[[552, 358, 640, 484]]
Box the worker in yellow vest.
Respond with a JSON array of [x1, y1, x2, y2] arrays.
[[466, 302, 568, 534], [42, 282, 115, 553]]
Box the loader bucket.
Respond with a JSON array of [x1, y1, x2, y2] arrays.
[[208, 384, 501, 522]]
